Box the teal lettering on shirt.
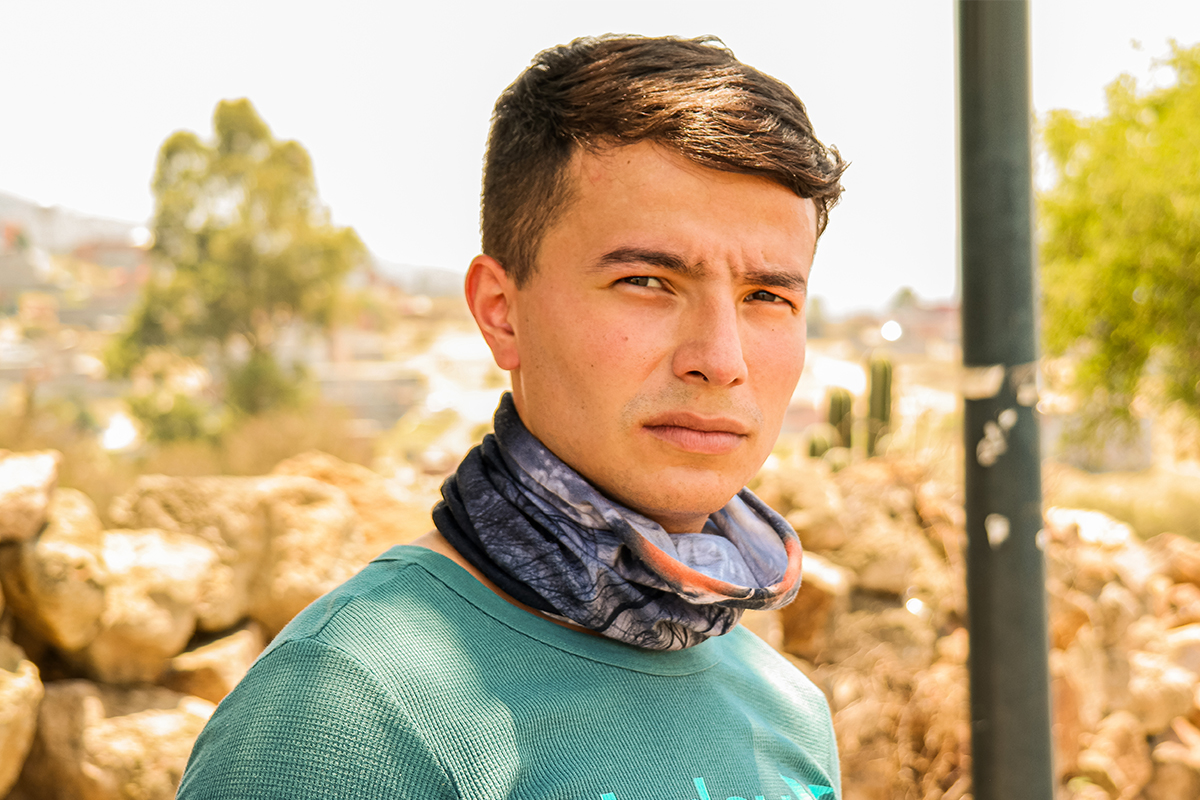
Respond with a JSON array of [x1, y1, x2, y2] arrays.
[[694, 777, 713, 800], [779, 773, 835, 799]]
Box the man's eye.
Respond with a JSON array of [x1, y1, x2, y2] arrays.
[[623, 276, 665, 289], [747, 290, 788, 304]]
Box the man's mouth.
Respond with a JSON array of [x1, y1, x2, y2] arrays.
[[642, 411, 751, 455]]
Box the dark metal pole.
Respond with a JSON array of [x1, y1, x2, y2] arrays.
[[957, 2, 1054, 799]]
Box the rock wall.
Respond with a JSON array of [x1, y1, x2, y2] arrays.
[[0, 449, 404, 800], [3, 447, 1200, 799], [749, 455, 1200, 800]]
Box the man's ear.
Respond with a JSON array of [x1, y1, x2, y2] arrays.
[[465, 254, 520, 371]]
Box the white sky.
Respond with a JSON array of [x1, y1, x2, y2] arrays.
[[3, 1, 1199, 314]]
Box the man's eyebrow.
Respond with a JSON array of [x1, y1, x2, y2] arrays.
[[591, 247, 702, 277], [743, 269, 808, 294], [591, 247, 807, 293]]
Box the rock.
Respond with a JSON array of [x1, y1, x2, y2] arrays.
[[936, 627, 969, 665], [0, 488, 108, 651], [14, 680, 214, 800], [1127, 651, 1196, 735], [109, 475, 268, 632], [772, 459, 848, 552], [1050, 649, 1083, 781], [249, 475, 362, 636], [1147, 719, 1200, 800], [1164, 623, 1200, 674], [0, 450, 60, 543], [825, 607, 939, 676], [831, 691, 899, 800], [111, 474, 365, 638], [913, 481, 967, 571], [1077, 710, 1152, 800], [0, 636, 43, 796], [1061, 624, 1131, 732], [273, 450, 428, 554], [1048, 581, 1093, 650], [780, 552, 853, 661], [1110, 539, 1162, 598], [73, 529, 217, 684], [897, 660, 971, 800], [1148, 532, 1200, 588], [1092, 582, 1141, 647], [1146, 750, 1200, 800], [1153, 580, 1200, 628], [162, 621, 265, 704], [833, 458, 925, 529], [822, 516, 921, 597]]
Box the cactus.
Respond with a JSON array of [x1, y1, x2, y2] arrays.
[[867, 357, 893, 456], [827, 387, 853, 449], [808, 425, 834, 459]]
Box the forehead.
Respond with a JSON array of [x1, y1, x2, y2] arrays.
[[535, 141, 818, 276]]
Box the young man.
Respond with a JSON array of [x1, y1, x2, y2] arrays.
[[180, 35, 846, 800]]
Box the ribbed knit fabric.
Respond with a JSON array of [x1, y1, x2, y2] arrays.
[[178, 546, 840, 800]]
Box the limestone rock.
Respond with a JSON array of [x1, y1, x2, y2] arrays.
[[249, 475, 362, 636], [1153, 579, 1200, 628], [1077, 710, 1152, 800], [1146, 752, 1200, 800], [273, 450, 428, 553], [110, 475, 268, 632], [0, 636, 43, 796], [780, 552, 853, 661], [1163, 623, 1200, 674], [767, 458, 848, 552], [1091, 582, 1141, 648], [1050, 649, 1083, 781], [1046, 507, 1134, 596], [162, 621, 265, 704], [0, 450, 60, 543], [1127, 650, 1196, 735], [1147, 718, 1200, 800], [73, 529, 217, 684], [898, 660, 971, 800], [0, 488, 107, 651], [1048, 581, 1093, 650], [1061, 624, 1131, 731], [831, 691, 899, 800], [110, 473, 366, 640], [15, 680, 214, 800], [1149, 531, 1200, 588]]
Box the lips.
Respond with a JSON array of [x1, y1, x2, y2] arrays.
[[641, 411, 751, 455]]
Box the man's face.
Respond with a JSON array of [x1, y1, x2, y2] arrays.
[[490, 141, 817, 533]]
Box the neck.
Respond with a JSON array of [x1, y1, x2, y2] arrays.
[[411, 529, 602, 637]]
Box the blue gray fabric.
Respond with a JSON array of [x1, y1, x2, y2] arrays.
[[433, 394, 803, 650]]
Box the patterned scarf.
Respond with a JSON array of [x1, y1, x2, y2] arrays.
[[432, 394, 803, 650]]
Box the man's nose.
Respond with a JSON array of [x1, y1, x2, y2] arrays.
[[671, 297, 749, 387]]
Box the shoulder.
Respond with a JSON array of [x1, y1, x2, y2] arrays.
[[178, 547, 488, 799], [178, 636, 457, 799]]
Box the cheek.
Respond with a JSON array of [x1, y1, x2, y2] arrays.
[[749, 325, 807, 388]]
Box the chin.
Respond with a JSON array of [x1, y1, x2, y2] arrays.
[[618, 471, 748, 531]]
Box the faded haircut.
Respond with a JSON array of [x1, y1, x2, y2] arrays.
[[481, 34, 848, 286]]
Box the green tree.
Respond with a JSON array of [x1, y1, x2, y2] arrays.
[[1040, 41, 1200, 432], [108, 98, 365, 429]]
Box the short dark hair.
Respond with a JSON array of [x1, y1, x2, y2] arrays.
[[481, 34, 848, 286]]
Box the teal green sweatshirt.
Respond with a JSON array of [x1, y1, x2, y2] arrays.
[[178, 546, 840, 800]]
